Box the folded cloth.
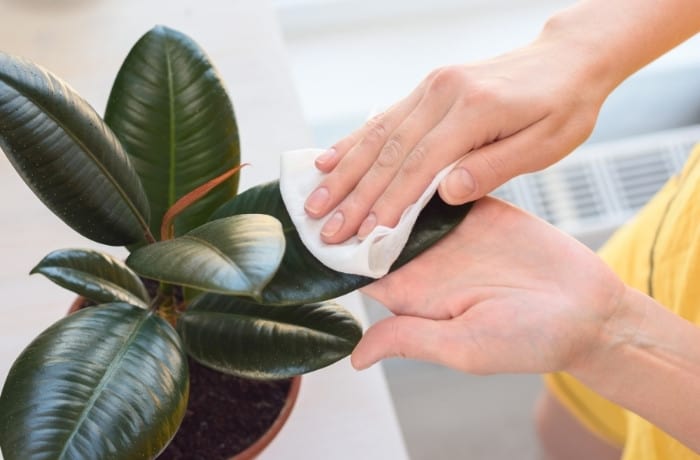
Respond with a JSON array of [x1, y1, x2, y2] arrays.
[[279, 148, 456, 278]]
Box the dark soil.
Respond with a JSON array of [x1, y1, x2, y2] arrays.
[[158, 359, 292, 459]]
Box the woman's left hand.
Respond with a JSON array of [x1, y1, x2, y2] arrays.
[[351, 197, 625, 375]]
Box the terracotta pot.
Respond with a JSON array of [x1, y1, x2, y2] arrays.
[[68, 297, 301, 459], [231, 374, 300, 460]]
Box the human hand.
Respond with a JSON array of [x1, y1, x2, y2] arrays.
[[351, 197, 626, 375], [304, 38, 611, 244]]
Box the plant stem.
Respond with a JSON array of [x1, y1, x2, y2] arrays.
[[160, 164, 247, 240]]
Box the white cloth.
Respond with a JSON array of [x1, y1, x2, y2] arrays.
[[279, 148, 455, 278]]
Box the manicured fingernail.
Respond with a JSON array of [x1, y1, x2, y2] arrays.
[[445, 168, 475, 200], [305, 187, 330, 215], [322, 211, 344, 237], [315, 148, 337, 166], [357, 213, 377, 240]]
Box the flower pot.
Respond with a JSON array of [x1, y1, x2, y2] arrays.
[[231, 374, 300, 460], [69, 297, 301, 459]]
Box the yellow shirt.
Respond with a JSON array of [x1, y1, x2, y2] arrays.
[[545, 143, 700, 459]]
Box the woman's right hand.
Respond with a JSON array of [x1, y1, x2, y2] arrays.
[[306, 0, 700, 246], [305, 35, 611, 244]]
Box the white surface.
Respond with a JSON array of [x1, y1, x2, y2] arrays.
[[259, 293, 405, 460], [0, 1, 407, 458], [280, 148, 455, 277]]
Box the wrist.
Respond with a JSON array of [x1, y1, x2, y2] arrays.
[[565, 286, 700, 450], [568, 285, 700, 405], [538, 0, 700, 102], [566, 286, 648, 393], [535, 4, 625, 102]]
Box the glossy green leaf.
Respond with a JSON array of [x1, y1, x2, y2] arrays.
[[178, 293, 362, 379], [105, 25, 239, 240], [211, 181, 473, 305], [0, 303, 189, 460], [0, 53, 151, 246], [126, 214, 285, 298], [31, 248, 150, 309]]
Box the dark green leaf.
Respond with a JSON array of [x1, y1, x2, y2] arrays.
[[0, 53, 151, 246], [31, 248, 150, 309], [211, 181, 473, 305], [105, 25, 239, 240], [126, 214, 284, 298], [178, 293, 362, 379], [0, 303, 188, 460]]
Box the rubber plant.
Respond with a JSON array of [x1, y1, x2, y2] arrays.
[[0, 26, 472, 459]]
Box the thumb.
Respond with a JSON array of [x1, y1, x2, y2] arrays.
[[351, 315, 448, 370], [438, 120, 553, 204]]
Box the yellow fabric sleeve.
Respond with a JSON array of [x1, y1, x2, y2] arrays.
[[544, 143, 700, 459], [544, 372, 627, 447]]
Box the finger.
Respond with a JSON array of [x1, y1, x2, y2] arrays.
[[351, 117, 476, 233], [438, 119, 549, 203], [351, 316, 443, 370], [313, 132, 359, 173], [352, 314, 506, 374], [314, 103, 406, 173], [304, 90, 423, 220], [354, 88, 540, 234], [438, 112, 590, 204], [351, 312, 492, 373], [320, 86, 456, 243]]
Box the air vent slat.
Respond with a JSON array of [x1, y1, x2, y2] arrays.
[[492, 126, 700, 241]]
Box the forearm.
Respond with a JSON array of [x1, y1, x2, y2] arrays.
[[571, 286, 700, 452], [539, 0, 700, 96]]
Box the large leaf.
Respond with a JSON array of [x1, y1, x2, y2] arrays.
[[105, 25, 240, 240], [126, 214, 285, 299], [0, 303, 189, 460], [0, 53, 151, 246], [31, 248, 150, 309], [178, 294, 362, 379], [211, 181, 473, 305]]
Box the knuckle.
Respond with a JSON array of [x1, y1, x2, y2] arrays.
[[402, 143, 430, 175], [427, 65, 463, 94], [421, 67, 442, 89], [389, 321, 407, 359], [363, 116, 389, 146], [376, 136, 404, 168], [425, 67, 443, 81], [481, 151, 507, 180]]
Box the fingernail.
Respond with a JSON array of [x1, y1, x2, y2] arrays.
[[315, 147, 337, 166], [445, 168, 475, 200], [305, 187, 330, 215], [322, 211, 344, 237], [357, 213, 377, 240]]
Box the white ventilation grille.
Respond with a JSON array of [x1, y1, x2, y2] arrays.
[[491, 125, 700, 248]]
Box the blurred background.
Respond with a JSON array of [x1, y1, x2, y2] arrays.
[[271, 0, 700, 458], [0, 0, 699, 458]]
